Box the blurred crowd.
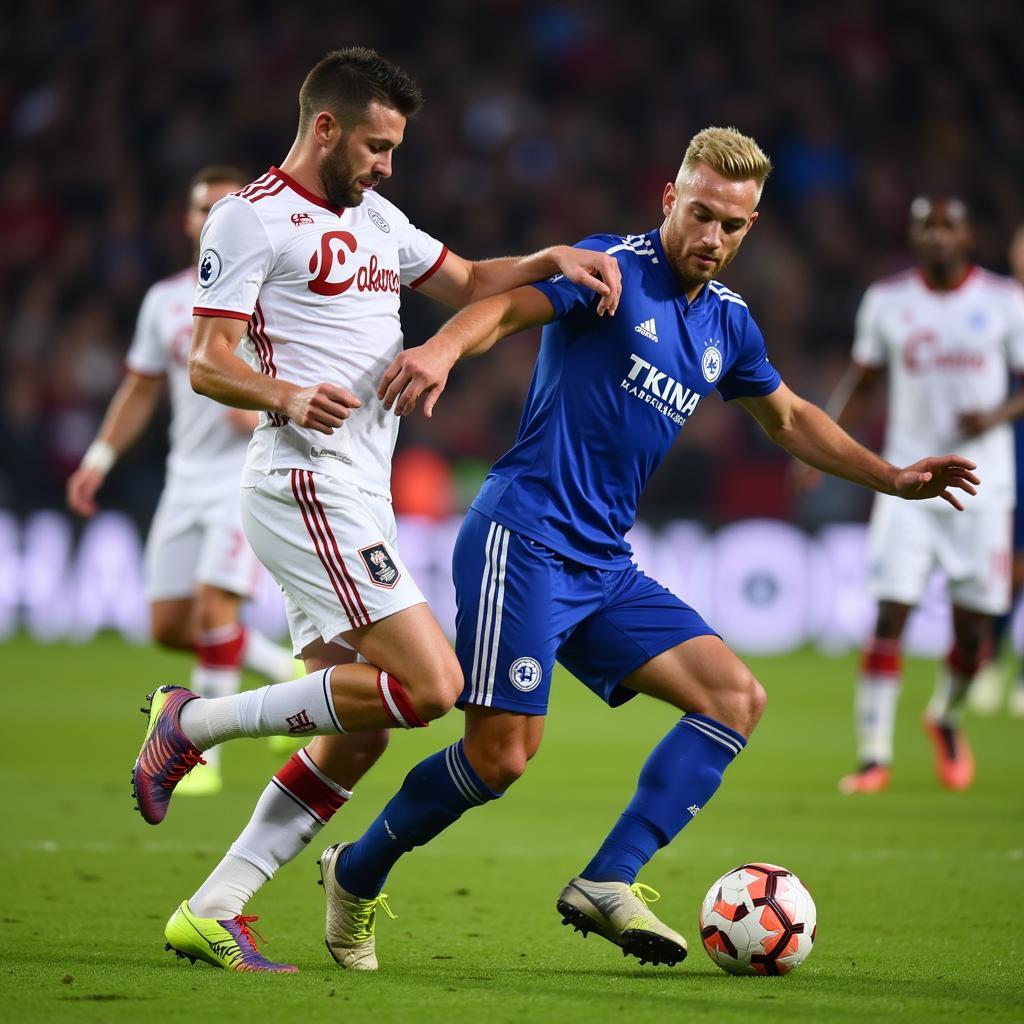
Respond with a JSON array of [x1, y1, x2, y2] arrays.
[[3, 0, 1023, 529]]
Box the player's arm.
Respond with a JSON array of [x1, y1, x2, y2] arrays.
[[189, 315, 362, 435], [379, 286, 555, 417], [740, 382, 980, 509], [66, 371, 164, 518], [417, 247, 621, 316]]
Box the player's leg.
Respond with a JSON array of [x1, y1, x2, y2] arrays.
[[319, 512, 565, 969], [839, 599, 912, 794], [923, 604, 989, 790], [134, 474, 464, 825], [167, 638, 392, 972], [149, 599, 195, 651], [841, 494, 933, 793], [553, 578, 748, 966]]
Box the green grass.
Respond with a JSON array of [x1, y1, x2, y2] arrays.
[[0, 635, 1021, 1023]]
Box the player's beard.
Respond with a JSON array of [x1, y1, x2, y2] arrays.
[[667, 245, 737, 292], [319, 145, 371, 208]]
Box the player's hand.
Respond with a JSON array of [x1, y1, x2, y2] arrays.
[[551, 246, 622, 317], [378, 338, 460, 418], [957, 409, 997, 437], [893, 455, 980, 510], [283, 383, 361, 434], [66, 466, 105, 518]]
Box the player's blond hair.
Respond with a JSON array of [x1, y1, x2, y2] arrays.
[[677, 127, 773, 203]]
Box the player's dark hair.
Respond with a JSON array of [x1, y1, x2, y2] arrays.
[[298, 47, 423, 133], [188, 165, 248, 192]]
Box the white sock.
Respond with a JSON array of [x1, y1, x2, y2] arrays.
[[187, 666, 240, 772], [927, 665, 972, 727], [243, 628, 297, 683], [856, 679, 900, 766], [189, 747, 352, 919], [179, 669, 343, 750]]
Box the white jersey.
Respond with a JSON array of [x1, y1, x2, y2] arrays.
[[193, 166, 447, 497], [126, 268, 250, 495], [852, 266, 1024, 509]]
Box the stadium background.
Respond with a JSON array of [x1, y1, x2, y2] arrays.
[[5, 0, 1024, 652]]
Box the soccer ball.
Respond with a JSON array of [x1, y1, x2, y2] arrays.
[[699, 863, 816, 976]]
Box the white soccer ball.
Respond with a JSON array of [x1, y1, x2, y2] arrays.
[[699, 863, 817, 975]]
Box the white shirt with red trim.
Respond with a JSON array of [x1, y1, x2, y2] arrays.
[[852, 266, 1024, 509], [127, 268, 250, 494], [193, 167, 447, 497]]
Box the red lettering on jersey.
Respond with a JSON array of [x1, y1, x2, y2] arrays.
[[904, 329, 986, 373], [356, 254, 401, 295], [308, 231, 358, 296]]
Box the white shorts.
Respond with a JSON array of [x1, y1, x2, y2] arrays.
[[144, 485, 261, 601], [240, 469, 425, 655], [866, 495, 1012, 614]]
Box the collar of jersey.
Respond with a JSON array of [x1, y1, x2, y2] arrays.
[[648, 228, 709, 310], [269, 166, 346, 216]]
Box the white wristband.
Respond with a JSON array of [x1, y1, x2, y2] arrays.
[[82, 440, 117, 475]]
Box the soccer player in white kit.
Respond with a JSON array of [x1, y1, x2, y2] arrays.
[[132, 48, 622, 972], [68, 166, 297, 796], [818, 196, 1024, 794]]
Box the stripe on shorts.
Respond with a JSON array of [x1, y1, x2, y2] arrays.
[[290, 470, 370, 629], [469, 521, 511, 706]]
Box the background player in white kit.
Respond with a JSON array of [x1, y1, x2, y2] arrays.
[[132, 48, 622, 972], [68, 166, 298, 796], [807, 196, 1024, 794]]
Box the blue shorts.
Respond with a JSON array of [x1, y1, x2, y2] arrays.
[[452, 510, 717, 715]]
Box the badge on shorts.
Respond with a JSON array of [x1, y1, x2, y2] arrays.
[[358, 542, 401, 589], [509, 657, 542, 692]]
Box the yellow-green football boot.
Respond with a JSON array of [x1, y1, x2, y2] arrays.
[[164, 900, 298, 973]]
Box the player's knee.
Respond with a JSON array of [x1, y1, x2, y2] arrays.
[[707, 667, 764, 738], [475, 745, 530, 792], [406, 666, 464, 723]]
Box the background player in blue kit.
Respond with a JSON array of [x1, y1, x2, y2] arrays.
[[317, 127, 981, 971]]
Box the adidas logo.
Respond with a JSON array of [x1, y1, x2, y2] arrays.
[[634, 317, 658, 341]]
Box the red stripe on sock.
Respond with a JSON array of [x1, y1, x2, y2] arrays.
[[861, 637, 901, 677], [274, 753, 347, 821], [196, 626, 246, 668], [378, 671, 428, 729]]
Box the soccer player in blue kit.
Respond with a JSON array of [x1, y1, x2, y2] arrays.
[[318, 127, 981, 970]]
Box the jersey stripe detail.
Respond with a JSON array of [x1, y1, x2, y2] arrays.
[[468, 521, 511, 706], [250, 301, 289, 427], [408, 245, 449, 290], [237, 174, 286, 205], [193, 306, 252, 321], [290, 470, 369, 629], [236, 173, 273, 199], [305, 472, 371, 626]]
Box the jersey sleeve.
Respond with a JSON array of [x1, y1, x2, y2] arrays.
[[193, 197, 274, 321], [850, 285, 886, 367], [1004, 281, 1024, 373], [530, 236, 623, 319], [716, 315, 782, 401], [387, 201, 447, 288], [125, 284, 168, 377]]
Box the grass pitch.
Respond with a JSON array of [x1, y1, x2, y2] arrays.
[[0, 635, 1021, 1023]]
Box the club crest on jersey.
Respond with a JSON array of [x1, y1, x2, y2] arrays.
[[702, 339, 722, 383], [509, 657, 542, 692], [198, 249, 222, 287], [291, 212, 315, 226], [358, 542, 400, 589], [368, 209, 390, 233]]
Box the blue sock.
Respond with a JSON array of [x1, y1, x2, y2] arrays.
[[582, 713, 746, 884], [338, 740, 501, 898]]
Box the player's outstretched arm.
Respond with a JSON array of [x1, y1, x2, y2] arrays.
[[66, 371, 164, 517], [958, 380, 1024, 437], [190, 315, 361, 435], [379, 286, 555, 418], [418, 247, 621, 316], [741, 382, 980, 510]]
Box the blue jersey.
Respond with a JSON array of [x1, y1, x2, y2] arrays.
[[470, 228, 781, 568]]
